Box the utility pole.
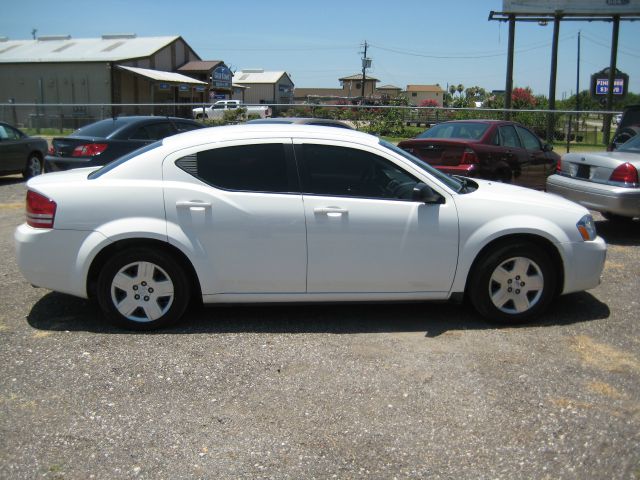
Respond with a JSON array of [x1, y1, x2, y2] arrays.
[[576, 31, 581, 113], [360, 41, 371, 101]]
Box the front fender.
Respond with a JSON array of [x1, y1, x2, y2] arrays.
[[450, 215, 571, 293]]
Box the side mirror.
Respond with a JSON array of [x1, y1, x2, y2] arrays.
[[542, 143, 553, 152], [412, 183, 444, 204]]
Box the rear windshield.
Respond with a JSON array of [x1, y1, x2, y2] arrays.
[[71, 118, 132, 138], [619, 134, 640, 152], [88, 141, 162, 179], [418, 122, 489, 140]]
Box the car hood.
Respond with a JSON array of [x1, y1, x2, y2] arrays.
[[461, 178, 587, 215]]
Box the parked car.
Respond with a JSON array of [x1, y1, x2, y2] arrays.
[[192, 100, 271, 120], [0, 122, 47, 178], [397, 120, 559, 190], [247, 117, 354, 129], [610, 104, 640, 150], [547, 134, 640, 221], [45, 116, 203, 172], [16, 125, 606, 330]]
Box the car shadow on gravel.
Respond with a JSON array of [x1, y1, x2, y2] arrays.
[[27, 291, 609, 337], [594, 218, 640, 247], [0, 176, 25, 187]]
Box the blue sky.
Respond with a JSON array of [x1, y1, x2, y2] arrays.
[[2, 0, 639, 99]]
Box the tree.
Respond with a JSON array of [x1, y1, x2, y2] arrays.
[[511, 87, 536, 109]]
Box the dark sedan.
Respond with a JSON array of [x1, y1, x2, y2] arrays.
[[0, 122, 48, 178], [247, 117, 354, 129], [398, 120, 559, 190], [45, 116, 203, 172]]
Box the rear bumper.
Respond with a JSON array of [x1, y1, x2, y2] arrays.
[[14, 224, 108, 298], [547, 174, 640, 218], [44, 155, 97, 173]]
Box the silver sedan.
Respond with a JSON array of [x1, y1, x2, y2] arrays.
[[546, 135, 640, 221]]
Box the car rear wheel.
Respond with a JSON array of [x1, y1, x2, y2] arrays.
[[23, 154, 42, 179], [97, 248, 191, 330], [468, 242, 557, 323]]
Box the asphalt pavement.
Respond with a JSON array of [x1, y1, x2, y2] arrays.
[[0, 175, 638, 479]]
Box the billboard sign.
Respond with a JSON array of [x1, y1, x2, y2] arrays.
[[502, 0, 640, 15], [212, 65, 233, 89], [590, 68, 629, 97]]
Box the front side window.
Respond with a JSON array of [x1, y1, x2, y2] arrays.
[[176, 143, 295, 193], [498, 125, 521, 148], [298, 144, 420, 200], [516, 126, 542, 151]]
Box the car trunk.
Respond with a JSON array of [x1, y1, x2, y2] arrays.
[[401, 139, 473, 166]]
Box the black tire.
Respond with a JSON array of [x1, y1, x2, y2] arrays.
[[23, 153, 42, 179], [96, 248, 191, 330], [468, 242, 557, 324]]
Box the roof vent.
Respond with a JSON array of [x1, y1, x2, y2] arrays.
[[102, 41, 125, 52], [241, 69, 264, 73], [102, 34, 137, 40], [53, 43, 76, 52], [37, 35, 72, 41]]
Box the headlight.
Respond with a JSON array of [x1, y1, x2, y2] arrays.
[[577, 214, 597, 241]]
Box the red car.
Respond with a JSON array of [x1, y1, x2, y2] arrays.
[[398, 120, 559, 190]]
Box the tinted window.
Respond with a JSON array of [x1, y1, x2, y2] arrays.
[[175, 121, 202, 133], [131, 122, 175, 140], [418, 122, 489, 140], [177, 143, 293, 193], [0, 125, 21, 140], [299, 144, 420, 200], [498, 125, 521, 148], [516, 126, 542, 150], [71, 118, 132, 138]]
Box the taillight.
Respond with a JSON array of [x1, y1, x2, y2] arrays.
[[72, 143, 108, 157], [47, 145, 55, 155], [26, 190, 57, 228], [556, 156, 562, 173], [460, 148, 478, 165], [610, 162, 639, 185]]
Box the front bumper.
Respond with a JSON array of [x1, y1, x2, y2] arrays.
[[547, 174, 640, 218], [560, 236, 607, 295]]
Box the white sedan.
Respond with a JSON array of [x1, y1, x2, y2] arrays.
[[15, 125, 607, 330]]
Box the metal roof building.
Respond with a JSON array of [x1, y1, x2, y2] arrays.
[[0, 34, 204, 126]]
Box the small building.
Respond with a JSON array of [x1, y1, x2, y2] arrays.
[[404, 84, 445, 107], [0, 34, 206, 125], [376, 84, 403, 101], [293, 74, 381, 104], [232, 69, 294, 105], [339, 74, 379, 98], [177, 60, 234, 101]]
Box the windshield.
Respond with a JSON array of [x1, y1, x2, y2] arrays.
[[417, 122, 489, 140], [379, 140, 463, 192], [619, 134, 640, 152], [88, 141, 162, 179]]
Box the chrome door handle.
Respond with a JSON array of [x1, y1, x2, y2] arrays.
[[176, 200, 211, 210], [314, 207, 348, 216]]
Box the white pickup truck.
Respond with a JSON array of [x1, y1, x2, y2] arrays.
[[192, 100, 272, 120]]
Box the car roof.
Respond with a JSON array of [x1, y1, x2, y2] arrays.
[[161, 123, 378, 149]]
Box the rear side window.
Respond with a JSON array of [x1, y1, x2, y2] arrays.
[[176, 143, 296, 193], [130, 122, 175, 140]]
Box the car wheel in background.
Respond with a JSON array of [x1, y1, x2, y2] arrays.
[[468, 242, 557, 323], [23, 154, 42, 179], [96, 248, 191, 330]]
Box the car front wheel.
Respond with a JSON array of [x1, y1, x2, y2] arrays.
[[468, 243, 557, 323], [97, 248, 191, 330]]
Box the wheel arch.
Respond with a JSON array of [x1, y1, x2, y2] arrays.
[[86, 238, 202, 302], [463, 233, 564, 299]]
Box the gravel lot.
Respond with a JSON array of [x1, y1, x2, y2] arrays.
[[0, 175, 638, 479]]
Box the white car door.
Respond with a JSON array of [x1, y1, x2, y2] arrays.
[[162, 139, 307, 295], [296, 140, 459, 295]]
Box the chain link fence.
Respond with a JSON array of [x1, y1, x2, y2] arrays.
[[1, 102, 619, 152]]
